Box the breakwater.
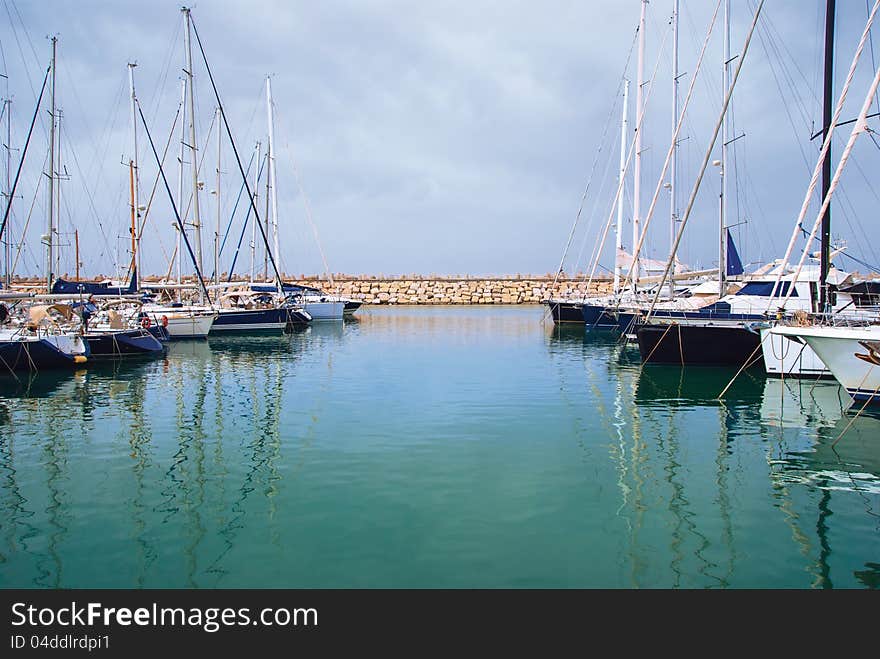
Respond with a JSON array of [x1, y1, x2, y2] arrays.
[[275, 274, 612, 305], [7, 274, 614, 305]]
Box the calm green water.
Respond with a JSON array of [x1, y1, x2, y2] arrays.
[[0, 305, 877, 588]]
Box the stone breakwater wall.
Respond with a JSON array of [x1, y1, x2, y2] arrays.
[[293, 275, 613, 305], [7, 274, 614, 305]]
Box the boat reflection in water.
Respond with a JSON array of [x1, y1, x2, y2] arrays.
[[629, 363, 880, 588]]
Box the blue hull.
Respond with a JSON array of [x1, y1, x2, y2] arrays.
[[582, 304, 619, 330], [210, 308, 310, 334], [0, 338, 86, 373], [84, 329, 166, 358], [547, 301, 585, 324]]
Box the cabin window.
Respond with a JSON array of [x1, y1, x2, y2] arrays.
[[734, 281, 797, 297]]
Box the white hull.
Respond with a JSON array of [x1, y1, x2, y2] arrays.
[[142, 306, 217, 339], [770, 325, 880, 402], [759, 327, 831, 378], [303, 300, 345, 320]]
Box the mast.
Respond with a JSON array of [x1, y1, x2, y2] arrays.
[[74, 228, 79, 281], [3, 98, 10, 288], [214, 106, 221, 286], [669, 0, 679, 293], [46, 36, 57, 294], [613, 79, 629, 295], [183, 7, 204, 302], [632, 0, 647, 291], [819, 0, 835, 312], [128, 62, 140, 289], [251, 141, 260, 283], [266, 76, 280, 281], [129, 161, 136, 279], [263, 144, 270, 281], [719, 0, 730, 298], [176, 78, 186, 296]]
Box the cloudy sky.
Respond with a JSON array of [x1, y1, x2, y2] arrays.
[[1, 0, 879, 279]]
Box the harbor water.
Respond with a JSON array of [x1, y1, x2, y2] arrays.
[[0, 305, 877, 588]]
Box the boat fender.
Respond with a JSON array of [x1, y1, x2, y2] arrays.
[[161, 315, 169, 328], [141, 316, 151, 329]]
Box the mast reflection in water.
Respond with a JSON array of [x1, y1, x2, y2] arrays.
[[0, 307, 876, 587]]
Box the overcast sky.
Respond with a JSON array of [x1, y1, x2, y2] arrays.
[[1, 0, 879, 279]]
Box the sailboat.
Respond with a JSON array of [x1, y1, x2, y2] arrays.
[[760, 0, 880, 378], [640, 1, 878, 370], [767, 2, 880, 402], [140, 7, 309, 335], [256, 76, 345, 321]]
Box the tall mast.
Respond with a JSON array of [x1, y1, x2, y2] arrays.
[[719, 0, 730, 298], [250, 141, 260, 283], [266, 76, 280, 280], [669, 0, 679, 289], [632, 0, 647, 290], [46, 36, 57, 294], [182, 7, 204, 302], [129, 161, 136, 279], [176, 78, 186, 294], [613, 79, 629, 295], [819, 0, 835, 312], [128, 62, 140, 289], [264, 144, 270, 280], [214, 106, 221, 286], [3, 98, 10, 288]]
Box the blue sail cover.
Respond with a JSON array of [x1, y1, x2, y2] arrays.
[[51, 268, 137, 296], [726, 229, 744, 277], [250, 283, 323, 295]]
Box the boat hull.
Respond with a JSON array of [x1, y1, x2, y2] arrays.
[[636, 321, 764, 367], [303, 300, 346, 320], [771, 325, 880, 404], [546, 301, 585, 324], [582, 303, 619, 330], [142, 309, 216, 339], [210, 307, 310, 334], [0, 334, 88, 373], [84, 329, 166, 358], [759, 327, 832, 379]]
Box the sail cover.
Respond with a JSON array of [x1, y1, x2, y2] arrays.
[[51, 268, 138, 296]]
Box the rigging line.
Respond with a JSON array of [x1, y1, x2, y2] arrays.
[[1, 0, 36, 104], [754, 24, 815, 175], [757, 17, 812, 141], [583, 14, 674, 298], [550, 22, 639, 288], [618, 0, 722, 298], [10, 149, 46, 276], [767, 0, 880, 310], [572, 118, 621, 274], [832, 180, 880, 268], [649, 0, 765, 317], [273, 113, 334, 285], [780, 40, 880, 312], [147, 17, 182, 127], [837, 249, 880, 272], [760, 10, 814, 132], [0, 64, 46, 249], [137, 99, 212, 302], [137, 98, 184, 272], [58, 119, 115, 272], [217, 149, 255, 257], [228, 153, 266, 279], [190, 16, 286, 293]]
